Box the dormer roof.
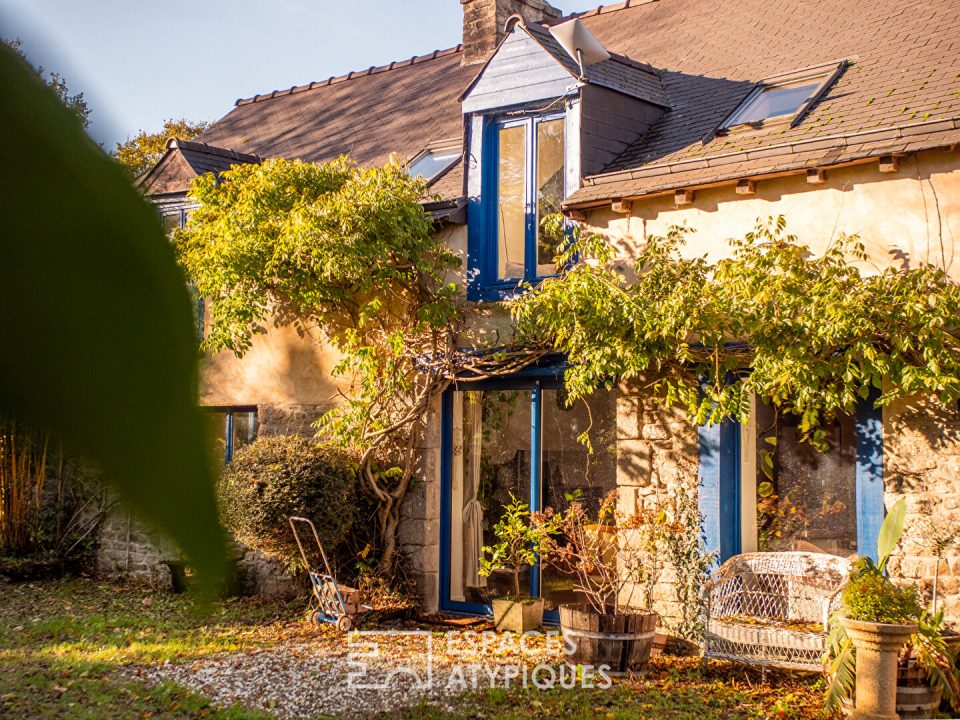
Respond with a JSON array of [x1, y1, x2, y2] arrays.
[[460, 16, 669, 109], [135, 138, 262, 196]]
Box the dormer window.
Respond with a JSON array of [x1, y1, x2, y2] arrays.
[[489, 113, 566, 285], [406, 141, 461, 182], [720, 61, 848, 132]]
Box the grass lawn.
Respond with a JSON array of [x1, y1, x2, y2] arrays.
[[0, 578, 302, 719], [0, 578, 827, 719]]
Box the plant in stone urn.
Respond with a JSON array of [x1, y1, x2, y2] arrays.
[[825, 499, 924, 719], [478, 494, 560, 633]]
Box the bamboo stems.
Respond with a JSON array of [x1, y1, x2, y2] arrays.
[[0, 418, 49, 555]]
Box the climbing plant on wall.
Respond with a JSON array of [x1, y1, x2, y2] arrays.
[[175, 157, 542, 574], [513, 216, 960, 445]]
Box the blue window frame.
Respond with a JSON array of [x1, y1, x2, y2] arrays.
[[439, 363, 569, 620], [209, 407, 258, 464], [698, 390, 885, 565], [469, 112, 567, 300], [698, 417, 742, 565]]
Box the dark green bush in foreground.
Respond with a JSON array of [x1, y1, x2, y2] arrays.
[[220, 435, 358, 573]]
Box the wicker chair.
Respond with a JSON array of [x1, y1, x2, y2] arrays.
[[701, 551, 851, 672]]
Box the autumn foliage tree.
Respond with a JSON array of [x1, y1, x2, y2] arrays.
[[113, 118, 209, 177]]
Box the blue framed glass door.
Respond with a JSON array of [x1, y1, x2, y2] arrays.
[[440, 381, 540, 616], [439, 373, 618, 620]]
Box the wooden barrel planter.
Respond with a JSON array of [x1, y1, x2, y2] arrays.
[[559, 604, 658, 676], [897, 663, 942, 719]]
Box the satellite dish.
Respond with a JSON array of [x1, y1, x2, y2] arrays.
[[548, 18, 611, 77]]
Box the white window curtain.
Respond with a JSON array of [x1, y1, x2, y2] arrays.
[[462, 391, 486, 592]]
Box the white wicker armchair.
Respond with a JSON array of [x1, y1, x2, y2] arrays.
[[701, 551, 851, 671]]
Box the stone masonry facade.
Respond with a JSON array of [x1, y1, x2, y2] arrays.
[[94, 392, 960, 624], [883, 396, 960, 623], [614, 382, 700, 627], [398, 395, 444, 611]]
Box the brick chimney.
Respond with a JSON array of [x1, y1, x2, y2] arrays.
[[461, 0, 562, 65]]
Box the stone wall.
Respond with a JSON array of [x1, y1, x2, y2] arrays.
[[95, 401, 326, 596], [96, 506, 179, 585], [97, 506, 297, 598], [614, 382, 701, 627], [257, 403, 331, 438], [397, 394, 443, 611], [883, 395, 960, 622]]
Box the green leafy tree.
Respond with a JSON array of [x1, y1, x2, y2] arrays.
[[113, 118, 210, 177], [514, 216, 960, 444], [175, 157, 470, 575], [4, 38, 90, 128], [478, 494, 560, 598], [0, 43, 224, 591]]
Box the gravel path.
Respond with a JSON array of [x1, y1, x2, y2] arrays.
[[132, 630, 565, 719]]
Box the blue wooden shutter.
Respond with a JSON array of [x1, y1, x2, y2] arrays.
[[699, 417, 741, 564], [855, 389, 884, 560]]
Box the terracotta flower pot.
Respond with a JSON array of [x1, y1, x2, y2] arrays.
[[840, 616, 918, 720], [559, 603, 658, 676], [491, 597, 544, 633]]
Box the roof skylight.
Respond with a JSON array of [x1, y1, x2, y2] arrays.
[[406, 142, 461, 182], [719, 61, 849, 132]]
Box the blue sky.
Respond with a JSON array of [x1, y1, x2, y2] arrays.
[[0, 0, 582, 148]]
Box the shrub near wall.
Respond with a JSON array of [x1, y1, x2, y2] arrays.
[[220, 436, 358, 574]]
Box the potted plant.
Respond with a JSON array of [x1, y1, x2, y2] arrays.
[[539, 490, 665, 676], [825, 499, 960, 719], [478, 494, 560, 633]]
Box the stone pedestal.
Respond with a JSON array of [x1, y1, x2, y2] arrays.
[[840, 617, 917, 720]]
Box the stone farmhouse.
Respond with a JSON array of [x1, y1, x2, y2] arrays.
[[128, 0, 960, 621]]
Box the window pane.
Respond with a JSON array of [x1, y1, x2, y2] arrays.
[[448, 390, 531, 603], [497, 124, 527, 280], [755, 402, 857, 557], [540, 388, 617, 611], [408, 149, 460, 182], [208, 412, 228, 467], [729, 82, 818, 125], [536, 119, 566, 276], [232, 411, 258, 453], [161, 212, 181, 235]]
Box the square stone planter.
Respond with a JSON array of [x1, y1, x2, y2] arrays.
[[491, 597, 544, 633]]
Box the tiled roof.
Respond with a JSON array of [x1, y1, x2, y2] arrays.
[[523, 22, 668, 107], [134, 138, 262, 195], [148, 0, 959, 207], [195, 46, 475, 200], [174, 139, 263, 176], [560, 0, 960, 205], [568, 119, 960, 204]]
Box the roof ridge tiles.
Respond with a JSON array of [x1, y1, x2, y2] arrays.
[[234, 44, 464, 107], [563, 0, 659, 21], [169, 138, 264, 163]]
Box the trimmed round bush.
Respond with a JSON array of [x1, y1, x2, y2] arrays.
[[221, 435, 358, 572]]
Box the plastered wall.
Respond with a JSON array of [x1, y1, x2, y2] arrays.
[[592, 149, 960, 280]]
